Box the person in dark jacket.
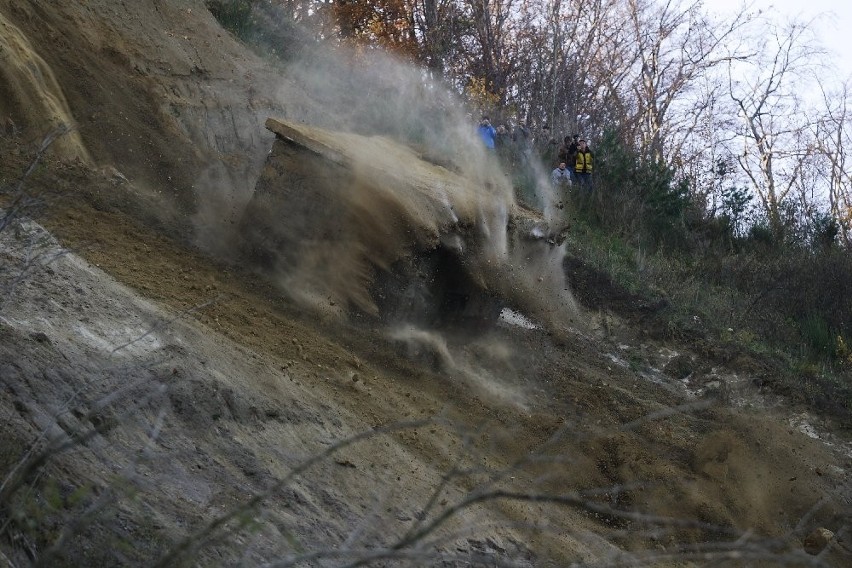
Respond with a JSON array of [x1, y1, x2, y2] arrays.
[[558, 134, 580, 182], [513, 123, 532, 163], [557, 136, 572, 167], [537, 124, 559, 165]]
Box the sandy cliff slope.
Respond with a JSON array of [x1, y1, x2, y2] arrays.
[[0, 1, 850, 566], [0, 0, 283, 215]]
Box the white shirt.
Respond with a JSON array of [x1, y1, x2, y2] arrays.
[[551, 167, 572, 186]]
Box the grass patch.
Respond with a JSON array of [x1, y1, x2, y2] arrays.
[[560, 200, 852, 427]]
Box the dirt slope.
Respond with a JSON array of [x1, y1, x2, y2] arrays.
[[1, 1, 851, 566]]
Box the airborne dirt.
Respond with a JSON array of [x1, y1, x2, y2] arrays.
[[1, 1, 851, 566]]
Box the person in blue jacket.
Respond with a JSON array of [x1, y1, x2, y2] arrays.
[[477, 116, 496, 150]]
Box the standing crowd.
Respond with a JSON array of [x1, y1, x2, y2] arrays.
[[552, 134, 593, 192], [477, 116, 594, 198]]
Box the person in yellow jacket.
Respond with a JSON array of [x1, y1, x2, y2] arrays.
[[574, 138, 594, 191]]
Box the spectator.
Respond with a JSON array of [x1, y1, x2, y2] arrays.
[[562, 134, 580, 182], [573, 138, 594, 191], [537, 123, 559, 165], [495, 124, 512, 164], [513, 122, 533, 163], [494, 124, 508, 148], [557, 135, 572, 166], [477, 116, 497, 150], [551, 161, 572, 188]]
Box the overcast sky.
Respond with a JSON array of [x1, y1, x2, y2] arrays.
[[711, 0, 852, 77]]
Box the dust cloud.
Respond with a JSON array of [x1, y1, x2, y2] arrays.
[[189, 15, 581, 370], [389, 324, 530, 410]]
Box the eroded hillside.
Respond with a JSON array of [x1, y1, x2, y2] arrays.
[[1, 1, 850, 566]]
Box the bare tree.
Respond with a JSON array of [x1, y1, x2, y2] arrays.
[[407, 0, 470, 74], [507, 0, 631, 137], [623, 0, 754, 165], [812, 78, 852, 246], [727, 18, 823, 238], [543, 0, 623, 136]]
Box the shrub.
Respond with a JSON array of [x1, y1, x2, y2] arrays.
[[800, 313, 834, 361], [810, 212, 841, 251], [206, 0, 257, 40], [586, 130, 693, 250], [746, 222, 774, 248]]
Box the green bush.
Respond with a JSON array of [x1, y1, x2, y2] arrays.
[[586, 130, 692, 250], [206, 0, 256, 40], [800, 313, 834, 360]]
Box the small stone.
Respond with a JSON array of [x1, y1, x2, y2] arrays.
[[803, 527, 834, 555], [30, 332, 51, 344]]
